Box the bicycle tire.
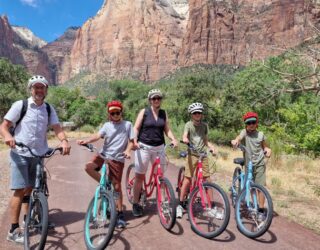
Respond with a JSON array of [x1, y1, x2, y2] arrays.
[[24, 192, 49, 250], [157, 177, 177, 230], [125, 163, 135, 204], [235, 183, 273, 238], [231, 167, 242, 207], [84, 192, 117, 250], [176, 166, 185, 199], [188, 182, 230, 238]]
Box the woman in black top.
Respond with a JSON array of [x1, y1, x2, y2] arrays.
[[132, 89, 178, 217]]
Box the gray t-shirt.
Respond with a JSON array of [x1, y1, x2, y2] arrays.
[[4, 97, 59, 157], [99, 120, 134, 163], [239, 129, 266, 166]]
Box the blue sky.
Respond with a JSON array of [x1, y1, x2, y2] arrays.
[[0, 0, 104, 42]]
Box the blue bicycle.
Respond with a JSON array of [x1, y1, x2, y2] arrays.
[[230, 144, 273, 238], [81, 144, 117, 250]]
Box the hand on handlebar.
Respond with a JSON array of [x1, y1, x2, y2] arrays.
[[171, 139, 178, 148], [231, 139, 239, 148]]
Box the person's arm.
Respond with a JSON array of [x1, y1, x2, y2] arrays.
[[231, 130, 245, 147], [0, 119, 15, 148], [76, 133, 101, 145], [51, 124, 71, 155], [124, 139, 134, 159], [133, 109, 145, 148], [204, 136, 216, 155], [164, 112, 178, 147], [261, 140, 272, 158]]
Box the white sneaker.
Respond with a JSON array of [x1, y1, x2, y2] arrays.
[[176, 205, 183, 219], [7, 228, 24, 244], [208, 207, 224, 220]]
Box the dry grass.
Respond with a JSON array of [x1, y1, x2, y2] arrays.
[[210, 146, 320, 234]]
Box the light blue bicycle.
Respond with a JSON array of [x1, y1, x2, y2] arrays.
[[81, 144, 117, 250], [230, 144, 273, 238]]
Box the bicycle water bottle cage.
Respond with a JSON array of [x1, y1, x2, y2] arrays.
[[179, 151, 188, 158], [233, 158, 245, 166]]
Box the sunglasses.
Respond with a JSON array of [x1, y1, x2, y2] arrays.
[[245, 121, 256, 125], [192, 112, 202, 115], [151, 97, 162, 101], [110, 111, 121, 116]]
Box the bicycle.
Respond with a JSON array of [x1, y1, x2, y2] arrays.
[[15, 142, 62, 250], [230, 144, 273, 238], [125, 143, 176, 230], [80, 144, 117, 250], [176, 141, 230, 238]]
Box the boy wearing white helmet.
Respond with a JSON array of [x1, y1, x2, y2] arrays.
[[176, 102, 216, 218], [0, 75, 70, 244]]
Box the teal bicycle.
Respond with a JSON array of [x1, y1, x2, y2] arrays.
[[81, 144, 117, 250], [230, 144, 273, 238]]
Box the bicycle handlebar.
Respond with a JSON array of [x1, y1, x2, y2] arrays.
[[179, 140, 214, 157], [16, 142, 63, 158]]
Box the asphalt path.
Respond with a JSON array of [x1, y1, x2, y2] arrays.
[[1, 140, 320, 249]]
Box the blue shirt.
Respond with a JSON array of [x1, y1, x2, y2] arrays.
[[4, 97, 59, 157]]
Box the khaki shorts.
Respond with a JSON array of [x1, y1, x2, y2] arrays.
[[184, 154, 210, 178], [91, 154, 124, 183], [253, 164, 266, 186]]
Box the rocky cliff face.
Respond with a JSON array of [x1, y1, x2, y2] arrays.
[[179, 0, 320, 66], [63, 0, 186, 82], [42, 27, 79, 84], [0, 16, 24, 65], [0, 0, 319, 84]]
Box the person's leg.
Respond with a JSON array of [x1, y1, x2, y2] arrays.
[[254, 165, 266, 209], [132, 147, 149, 216], [8, 151, 29, 244], [85, 154, 104, 182]]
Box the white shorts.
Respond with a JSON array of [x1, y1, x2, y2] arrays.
[[134, 143, 167, 174]]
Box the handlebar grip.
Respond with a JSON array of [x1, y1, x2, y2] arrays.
[[15, 142, 24, 147], [81, 143, 94, 151]]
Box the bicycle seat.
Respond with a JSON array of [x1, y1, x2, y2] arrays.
[[233, 158, 245, 166], [179, 151, 188, 158]]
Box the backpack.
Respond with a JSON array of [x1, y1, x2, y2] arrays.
[[9, 99, 51, 136]]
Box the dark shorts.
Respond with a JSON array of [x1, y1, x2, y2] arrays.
[[91, 154, 124, 183]]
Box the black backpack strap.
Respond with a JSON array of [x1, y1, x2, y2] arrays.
[[12, 99, 28, 134], [45, 102, 51, 122]]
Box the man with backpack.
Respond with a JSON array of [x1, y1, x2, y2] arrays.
[[0, 75, 71, 244]]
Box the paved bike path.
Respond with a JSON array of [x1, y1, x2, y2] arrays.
[[1, 140, 320, 249]]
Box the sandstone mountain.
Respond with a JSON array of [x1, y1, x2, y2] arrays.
[[0, 0, 319, 84]]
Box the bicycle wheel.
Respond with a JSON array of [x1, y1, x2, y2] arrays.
[[24, 192, 48, 250], [188, 182, 230, 238], [125, 163, 135, 204], [231, 167, 242, 207], [235, 183, 273, 238], [84, 192, 117, 250], [157, 177, 176, 230]]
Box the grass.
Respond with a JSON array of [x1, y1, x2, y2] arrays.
[[209, 145, 320, 234]]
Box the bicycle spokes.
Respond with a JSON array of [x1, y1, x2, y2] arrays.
[[84, 193, 117, 249], [157, 178, 176, 230], [235, 184, 273, 238], [188, 183, 230, 238]]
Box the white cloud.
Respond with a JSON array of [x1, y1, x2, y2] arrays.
[[20, 0, 39, 8]]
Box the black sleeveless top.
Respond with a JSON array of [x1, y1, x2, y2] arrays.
[[138, 107, 166, 146]]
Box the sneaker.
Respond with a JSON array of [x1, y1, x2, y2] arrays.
[[176, 205, 183, 219], [207, 207, 224, 220], [257, 212, 266, 222], [116, 212, 126, 229], [7, 228, 24, 244], [132, 203, 143, 217]]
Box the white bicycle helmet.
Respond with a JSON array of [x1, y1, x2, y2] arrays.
[[28, 75, 49, 89], [148, 89, 163, 99], [188, 102, 204, 114]]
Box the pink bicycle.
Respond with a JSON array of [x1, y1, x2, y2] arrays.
[[125, 144, 176, 230], [176, 141, 230, 238]]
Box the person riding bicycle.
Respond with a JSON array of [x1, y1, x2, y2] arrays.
[[231, 111, 271, 217], [0, 75, 71, 244], [132, 89, 178, 217], [176, 102, 216, 219], [77, 100, 134, 228]]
